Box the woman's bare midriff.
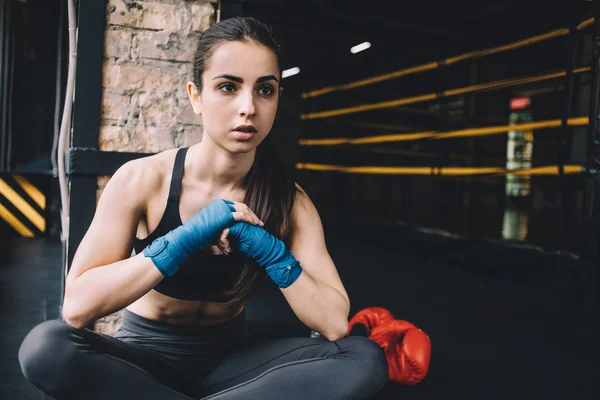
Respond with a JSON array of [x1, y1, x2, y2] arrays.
[[126, 290, 244, 326]]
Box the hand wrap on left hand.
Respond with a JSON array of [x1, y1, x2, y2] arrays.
[[228, 221, 302, 288]]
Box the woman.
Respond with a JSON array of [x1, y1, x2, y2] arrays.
[[18, 17, 388, 399]]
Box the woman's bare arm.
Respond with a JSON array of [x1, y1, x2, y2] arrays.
[[280, 186, 350, 341], [62, 159, 165, 329]]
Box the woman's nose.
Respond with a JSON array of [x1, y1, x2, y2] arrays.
[[238, 91, 256, 117]]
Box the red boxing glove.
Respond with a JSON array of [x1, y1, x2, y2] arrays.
[[346, 307, 395, 336], [370, 320, 432, 386]]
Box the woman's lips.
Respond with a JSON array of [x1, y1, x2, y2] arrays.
[[231, 130, 256, 141]]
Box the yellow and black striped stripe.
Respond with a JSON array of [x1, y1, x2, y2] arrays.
[[0, 175, 46, 237]]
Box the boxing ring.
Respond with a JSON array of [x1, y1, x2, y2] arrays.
[[283, 10, 600, 399]]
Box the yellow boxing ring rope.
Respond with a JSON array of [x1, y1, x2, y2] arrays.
[[295, 117, 589, 176], [297, 16, 593, 178], [298, 117, 589, 146], [300, 67, 590, 120], [295, 163, 584, 176], [301, 17, 594, 99]]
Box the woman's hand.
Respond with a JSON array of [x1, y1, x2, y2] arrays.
[[214, 201, 263, 255], [228, 201, 264, 227], [227, 221, 302, 288], [144, 198, 262, 273]]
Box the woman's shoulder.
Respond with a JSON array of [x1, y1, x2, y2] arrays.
[[290, 183, 316, 219], [110, 148, 179, 196], [293, 182, 309, 205], [285, 183, 325, 243]]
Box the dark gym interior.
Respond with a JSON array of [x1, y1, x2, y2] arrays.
[[1, 0, 598, 399]]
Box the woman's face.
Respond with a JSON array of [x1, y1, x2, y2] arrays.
[[188, 40, 281, 153]]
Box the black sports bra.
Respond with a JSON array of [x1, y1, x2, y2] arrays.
[[133, 147, 246, 302]]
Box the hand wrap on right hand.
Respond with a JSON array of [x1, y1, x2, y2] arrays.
[[143, 199, 235, 276], [228, 221, 303, 288]]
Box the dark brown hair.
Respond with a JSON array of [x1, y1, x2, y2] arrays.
[[192, 17, 297, 304]]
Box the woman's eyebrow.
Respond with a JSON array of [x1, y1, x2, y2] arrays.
[[212, 74, 279, 84], [256, 75, 279, 84]]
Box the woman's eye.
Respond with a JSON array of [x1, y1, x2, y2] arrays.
[[218, 83, 236, 93], [258, 86, 274, 96]]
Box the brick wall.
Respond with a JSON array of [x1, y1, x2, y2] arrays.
[[93, 0, 219, 335]]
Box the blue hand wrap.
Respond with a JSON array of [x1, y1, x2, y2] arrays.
[[228, 221, 302, 288], [143, 199, 236, 276]]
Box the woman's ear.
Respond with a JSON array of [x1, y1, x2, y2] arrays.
[[187, 81, 202, 115], [279, 86, 284, 97]]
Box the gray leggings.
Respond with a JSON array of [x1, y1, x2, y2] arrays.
[[18, 310, 388, 399]]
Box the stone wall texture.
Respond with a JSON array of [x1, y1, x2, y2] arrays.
[[94, 0, 219, 335], [100, 0, 218, 154]]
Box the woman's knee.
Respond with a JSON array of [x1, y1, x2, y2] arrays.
[[18, 320, 79, 385], [338, 336, 389, 389]]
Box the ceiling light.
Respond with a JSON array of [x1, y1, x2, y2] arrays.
[[351, 42, 371, 54], [282, 67, 300, 79]]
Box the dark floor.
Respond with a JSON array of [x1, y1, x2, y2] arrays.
[[1, 238, 63, 400], [245, 219, 599, 399], [2, 219, 599, 399]]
